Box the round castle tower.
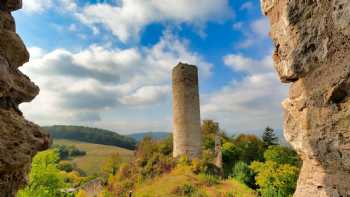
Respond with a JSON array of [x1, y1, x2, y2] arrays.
[[172, 63, 202, 158]]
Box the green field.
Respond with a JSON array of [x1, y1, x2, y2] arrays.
[[54, 139, 134, 176]]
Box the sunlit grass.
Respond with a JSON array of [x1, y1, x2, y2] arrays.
[[54, 139, 134, 176]]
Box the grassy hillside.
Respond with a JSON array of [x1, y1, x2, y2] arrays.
[[134, 166, 257, 197], [54, 139, 134, 176], [44, 125, 136, 150]]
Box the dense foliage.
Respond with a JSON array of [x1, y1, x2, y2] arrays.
[[17, 150, 68, 197], [250, 161, 299, 197], [44, 125, 137, 150], [54, 144, 86, 160], [27, 121, 301, 197]]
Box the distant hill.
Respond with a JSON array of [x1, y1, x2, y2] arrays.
[[43, 125, 137, 150], [127, 132, 171, 142]]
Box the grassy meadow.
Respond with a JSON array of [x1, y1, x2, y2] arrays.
[[54, 139, 134, 176]]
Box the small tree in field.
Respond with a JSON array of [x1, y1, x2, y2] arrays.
[[262, 127, 278, 147]]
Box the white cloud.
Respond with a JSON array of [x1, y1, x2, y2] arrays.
[[120, 85, 170, 105], [23, 0, 54, 13], [224, 53, 273, 74], [77, 0, 232, 42], [235, 17, 270, 49], [202, 54, 287, 133], [240, 2, 254, 11], [251, 18, 270, 38], [232, 22, 243, 30], [20, 32, 212, 128]]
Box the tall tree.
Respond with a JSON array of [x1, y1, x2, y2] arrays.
[[262, 126, 278, 147]]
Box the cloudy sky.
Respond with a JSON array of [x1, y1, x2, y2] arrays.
[[16, 0, 288, 135]]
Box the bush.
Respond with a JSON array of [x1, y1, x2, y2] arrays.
[[172, 183, 197, 196], [198, 173, 219, 186], [17, 149, 67, 197], [264, 145, 300, 166], [232, 161, 255, 188], [54, 145, 86, 160], [221, 142, 239, 176], [233, 134, 265, 163], [250, 161, 299, 197], [58, 161, 76, 172]]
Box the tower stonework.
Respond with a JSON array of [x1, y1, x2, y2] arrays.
[[172, 63, 202, 158]]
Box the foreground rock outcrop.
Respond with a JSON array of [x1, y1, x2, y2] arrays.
[[0, 0, 50, 195], [261, 0, 350, 196]]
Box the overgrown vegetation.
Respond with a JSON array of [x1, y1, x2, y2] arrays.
[[24, 121, 300, 197]]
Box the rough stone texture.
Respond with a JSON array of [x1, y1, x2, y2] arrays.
[[172, 63, 202, 158], [261, 0, 350, 196], [0, 1, 50, 196]]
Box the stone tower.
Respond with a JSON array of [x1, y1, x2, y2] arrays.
[[172, 63, 202, 158]]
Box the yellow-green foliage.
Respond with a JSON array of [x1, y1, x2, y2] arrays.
[[75, 189, 87, 197], [17, 149, 67, 197], [54, 139, 133, 176], [250, 161, 299, 197], [133, 166, 257, 197]]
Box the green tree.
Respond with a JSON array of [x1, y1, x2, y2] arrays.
[[262, 127, 278, 147], [101, 152, 122, 176], [250, 161, 299, 197], [201, 120, 220, 150], [232, 161, 255, 188], [17, 149, 67, 197], [158, 134, 173, 156], [234, 134, 265, 163], [221, 142, 239, 176], [264, 145, 300, 166]]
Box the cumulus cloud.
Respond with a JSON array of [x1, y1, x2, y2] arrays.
[[224, 53, 273, 74], [23, 0, 54, 13], [235, 17, 271, 49], [120, 85, 170, 106], [251, 18, 270, 38], [77, 0, 232, 42], [20, 33, 212, 127], [202, 53, 287, 133], [240, 1, 254, 11]]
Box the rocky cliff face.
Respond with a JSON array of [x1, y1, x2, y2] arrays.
[[0, 0, 50, 195], [261, 0, 350, 196]]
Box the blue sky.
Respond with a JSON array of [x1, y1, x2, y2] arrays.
[[17, 0, 288, 136]]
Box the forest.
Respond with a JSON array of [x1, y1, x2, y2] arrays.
[[44, 125, 137, 150]]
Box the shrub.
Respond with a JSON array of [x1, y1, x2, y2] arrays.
[[233, 134, 265, 163], [250, 161, 299, 197], [232, 161, 255, 188], [58, 161, 76, 172], [264, 145, 300, 166], [17, 149, 67, 197], [197, 173, 219, 186], [190, 158, 221, 176], [172, 183, 197, 196]]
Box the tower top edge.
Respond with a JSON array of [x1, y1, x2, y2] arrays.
[[173, 62, 198, 71]]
